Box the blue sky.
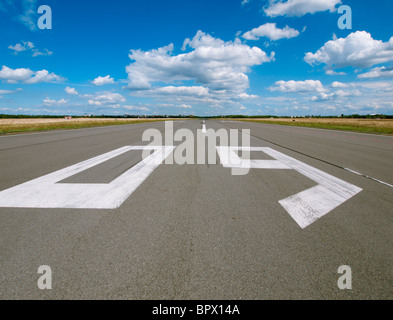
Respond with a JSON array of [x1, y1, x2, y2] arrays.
[[1, 0, 393, 116]]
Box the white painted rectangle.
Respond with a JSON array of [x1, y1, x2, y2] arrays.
[[0, 146, 175, 209]]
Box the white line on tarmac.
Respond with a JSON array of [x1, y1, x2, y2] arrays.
[[202, 121, 207, 133], [344, 168, 393, 188], [217, 146, 363, 229], [0, 146, 175, 209], [264, 148, 362, 229]]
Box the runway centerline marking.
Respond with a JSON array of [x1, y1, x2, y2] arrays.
[[217, 146, 363, 229], [202, 121, 207, 133]]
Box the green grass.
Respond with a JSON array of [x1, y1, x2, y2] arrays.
[[234, 119, 393, 135], [0, 119, 169, 135]]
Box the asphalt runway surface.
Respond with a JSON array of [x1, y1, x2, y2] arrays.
[[0, 120, 392, 299]]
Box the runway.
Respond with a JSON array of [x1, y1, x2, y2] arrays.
[[0, 120, 392, 299]]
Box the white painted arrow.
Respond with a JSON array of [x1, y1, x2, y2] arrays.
[[217, 147, 362, 229]]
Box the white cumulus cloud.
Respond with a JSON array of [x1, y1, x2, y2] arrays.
[[0, 90, 15, 94], [25, 70, 63, 84], [326, 70, 346, 76], [269, 80, 326, 93], [87, 92, 125, 106], [65, 87, 78, 95], [311, 89, 361, 102], [305, 31, 393, 71], [9, 41, 53, 57], [8, 41, 34, 52], [154, 86, 209, 96], [0, 89, 20, 98], [358, 66, 393, 79], [124, 105, 150, 111], [331, 81, 348, 88], [32, 48, 53, 57], [238, 93, 259, 99], [43, 98, 68, 105], [264, 0, 342, 17], [17, 0, 39, 31], [0, 66, 64, 84], [92, 75, 115, 86], [126, 30, 274, 95], [243, 23, 300, 41]]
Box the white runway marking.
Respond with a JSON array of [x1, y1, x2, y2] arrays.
[[217, 147, 363, 229], [0, 143, 363, 227], [202, 121, 207, 133], [344, 168, 393, 188], [0, 146, 175, 209]]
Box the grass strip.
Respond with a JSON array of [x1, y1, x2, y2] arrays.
[[0, 119, 168, 135], [234, 119, 393, 135]]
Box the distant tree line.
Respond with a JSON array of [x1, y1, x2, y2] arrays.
[[0, 114, 194, 119], [1, 114, 392, 119], [214, 114, 393, 119], [0, 114, 67, 119]]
